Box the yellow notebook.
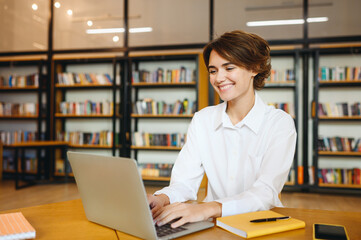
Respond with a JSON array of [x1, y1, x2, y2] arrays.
[[216, 210, 305, 238]]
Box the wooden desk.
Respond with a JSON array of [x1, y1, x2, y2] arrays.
[[1, 199, 361, 239]]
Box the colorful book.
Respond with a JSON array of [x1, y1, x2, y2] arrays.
[[216, 210, 305, 238], [0, 212, 36, 240]]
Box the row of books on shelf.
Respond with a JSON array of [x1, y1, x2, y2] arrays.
[[2, 151, 37, 172], [132, 132, 186, 147], [138, 163, 174, 178], [132, 98, 196, 115], [318, 168, 361, 185], [267, 102, 295, 117], [132, 67, 195, 83], [267, 69, 295, 82], [0, 73, 39, 87], [56, 131, 118, 146], [58, 100, 113, 115], [57, 72, 113, 85], [0, 102, 38, 116], [318, 102, 361, 117], [318, 136, 361, 152], [319, 66, 361, 81], [0, 131, 45, 145]]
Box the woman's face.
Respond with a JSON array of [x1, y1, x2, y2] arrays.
[[208, 50, 256, 103]]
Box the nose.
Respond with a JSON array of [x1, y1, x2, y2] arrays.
[[215, 69, 227, 83]]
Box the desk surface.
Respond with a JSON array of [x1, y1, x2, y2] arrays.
[[1, 199, 361, 239]]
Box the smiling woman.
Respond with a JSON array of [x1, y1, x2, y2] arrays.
[[147, 30, 297, 228]]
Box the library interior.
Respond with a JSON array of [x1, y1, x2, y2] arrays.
[[0, 0, 361, 239]]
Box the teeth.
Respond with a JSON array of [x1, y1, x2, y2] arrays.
[[220, 85, 233, 90]]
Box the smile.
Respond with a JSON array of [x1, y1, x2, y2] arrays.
[[219, 84, 234, 91]]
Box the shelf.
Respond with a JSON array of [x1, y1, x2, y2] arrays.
[[318, 116, 361, 121], [131, 146, 182, 151], [55, 83, 114, 89], [55, 113, 113, 118], [0, 115, 38, 120], [0, 86, 39, 91], [68, 144, 113, 149], [132, 82, 196, 88], [318, 151, 361, 156], [54, 172, 74, 177], [318, 183, 361, 189], [131, 114, 193, 118], [142, 175, 170, 181], [319, 80, 361, 87], [264, 81, 296, 88]]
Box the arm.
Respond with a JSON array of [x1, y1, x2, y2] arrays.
[[153, 113, 205, 203]]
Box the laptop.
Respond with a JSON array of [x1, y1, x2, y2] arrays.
[[67, 151, 214, 240]]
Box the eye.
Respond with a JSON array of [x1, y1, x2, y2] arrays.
[[208, 69, 217, 75], [226, 66, 235, 71]]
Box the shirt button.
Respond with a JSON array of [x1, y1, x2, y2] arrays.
[[230, 176, 234, 181]]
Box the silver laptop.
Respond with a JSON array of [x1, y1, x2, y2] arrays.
[[67, 151, 214, 240]]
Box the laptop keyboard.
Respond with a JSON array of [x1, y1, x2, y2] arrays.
[[156, 223, 187, 237]]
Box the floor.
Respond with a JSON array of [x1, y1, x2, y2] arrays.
[[1, 180, 361, 212]]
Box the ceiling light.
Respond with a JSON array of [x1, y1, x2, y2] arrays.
[[87, 20, 93, 27], [54, 2, 61, 8], [247, 17, 328, 27], [32, 3, 38, 11], [67, 9, 73, 16], [113, 36, 119, 42], [86, 27, 153, 34]]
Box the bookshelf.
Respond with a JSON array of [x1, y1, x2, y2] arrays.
[[312, 47, 361, 191], [128, 53, 208, 182], [52, 56, 124, 176], [0, 58, 47, 177], [258, 50, 301, 188]]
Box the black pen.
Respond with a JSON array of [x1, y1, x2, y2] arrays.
[[250, 216, 290, 223]]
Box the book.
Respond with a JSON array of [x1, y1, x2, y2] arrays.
[[216, 210, 305, 239], [0, 212, 36, 240]]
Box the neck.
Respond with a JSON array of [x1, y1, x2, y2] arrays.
[[226, 91, 256, 125]]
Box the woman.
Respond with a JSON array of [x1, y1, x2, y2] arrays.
[[148, 30, 297, 228]]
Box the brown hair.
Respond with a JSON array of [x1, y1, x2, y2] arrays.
[[203, 30, 271, 90]]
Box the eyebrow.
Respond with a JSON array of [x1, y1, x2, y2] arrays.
[[208, 62, 234, 69]]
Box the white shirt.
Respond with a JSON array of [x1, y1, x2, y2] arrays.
[[155, 92, 297, 217]]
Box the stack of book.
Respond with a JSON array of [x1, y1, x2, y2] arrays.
[[0, 102, 38, 116], [57, 131, 116, 146], [318, 168, 361, 185], [58, 100, 113, 115], [319, 66, 361, 81], [0, 130, 44, 145], [132, 132, 186, 147], [318, 102, 361, 117], [267, 69, 295, 82], [132, 66, 195, 83], [138, 163, 174, 178], [318, 136, 361, 152], [0, 73, 39, 87], [132, 98, 196, 115], [57, 72, 112, 85], [267, 102, 295, 117]]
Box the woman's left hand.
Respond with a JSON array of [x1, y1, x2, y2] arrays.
[[154, 201, 222, 228]]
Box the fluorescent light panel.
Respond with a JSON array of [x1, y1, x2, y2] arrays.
[[247, 17, 328, 27], [86, 27, 152, 34]]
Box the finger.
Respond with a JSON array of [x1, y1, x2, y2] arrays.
[[171, 217, 187, 228], [156, 210, 182, 226]]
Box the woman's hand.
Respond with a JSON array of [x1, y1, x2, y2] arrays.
[[147, 194, 170, 218], [154, 201, 222, 228]]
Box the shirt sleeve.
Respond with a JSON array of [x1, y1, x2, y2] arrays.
[[216, 114, 297, 217], [154, 113, 204, 203]]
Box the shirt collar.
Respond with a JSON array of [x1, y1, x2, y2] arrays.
[[213, 92, 266, 134]]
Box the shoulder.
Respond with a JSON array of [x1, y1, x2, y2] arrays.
[[190, 102, 224, 128], [265, 106, 295, 131]]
